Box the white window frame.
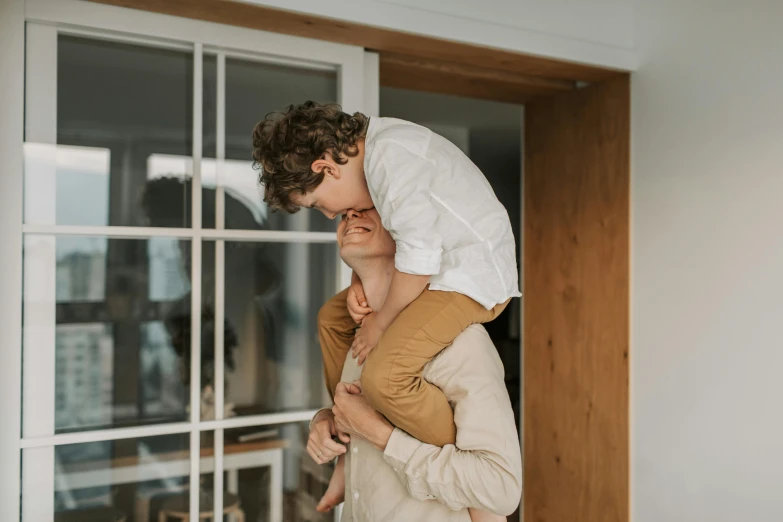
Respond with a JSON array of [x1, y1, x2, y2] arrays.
[[13, 1, 366, 520], [0, 0, 25, 521]]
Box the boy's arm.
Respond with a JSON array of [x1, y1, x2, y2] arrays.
[[375, 269, 429, 331], [351, 270, 428, 364], [364, 139, 443, 278], [352, 141, 441, 362]]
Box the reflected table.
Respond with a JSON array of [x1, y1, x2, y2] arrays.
[[57, 439, 288, 522]]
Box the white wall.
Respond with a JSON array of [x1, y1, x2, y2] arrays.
[[244, 0, 635, 71], [632, 1, 783, 521]]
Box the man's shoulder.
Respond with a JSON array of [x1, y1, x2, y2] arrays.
[[450, 325, 499, 360], [426, 324, 504, 381], [452, 324, 493, 348]]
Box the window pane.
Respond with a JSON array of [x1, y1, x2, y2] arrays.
[[200, 423, 333, 522], [24, 236, 192, 434], [201, 240, 337, 418], [203, 54, 218, 162], [216, 58, 338, 232], [25, 36, 194, 227], [202, 54, 218, 229], [21, 434, 190, 522]]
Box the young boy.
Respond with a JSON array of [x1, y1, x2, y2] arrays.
[[253, 102, 520, 518]]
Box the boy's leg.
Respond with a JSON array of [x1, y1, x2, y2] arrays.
[[362, 289, 502, 447], [318, 288, 356, 401], [317, 454, 345, 513]]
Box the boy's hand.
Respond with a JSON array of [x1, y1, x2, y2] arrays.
[[347, 275, 372, 324], [351, 312, 383, 365]]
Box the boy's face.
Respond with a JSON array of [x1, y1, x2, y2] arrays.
[[292, 144, 373, 219]]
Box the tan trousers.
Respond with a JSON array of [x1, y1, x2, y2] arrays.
[[318, 287, 509, 447]]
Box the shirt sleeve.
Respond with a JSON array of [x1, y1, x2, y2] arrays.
[[309, 408, 333, 432], [381, 328, 523, 516], [364, 140, 442, 276]]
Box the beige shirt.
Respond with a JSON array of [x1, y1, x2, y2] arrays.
[[332, 324, 522, 521]]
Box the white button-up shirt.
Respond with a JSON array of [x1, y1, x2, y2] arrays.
[[363, 117, 522, 309], [326, 325, 522, 521]]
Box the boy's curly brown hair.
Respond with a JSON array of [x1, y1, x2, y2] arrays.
[[252, 101, 369, 213]]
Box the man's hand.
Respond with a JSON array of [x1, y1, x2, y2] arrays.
[[307, 409, 349, 465], [347, 272, 372, 324], [332, 381, 394, 451], [351, 312, 383, 365]]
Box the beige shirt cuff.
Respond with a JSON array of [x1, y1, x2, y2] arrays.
[[383, 428, 422, 472], [309, 407, 333, 431]]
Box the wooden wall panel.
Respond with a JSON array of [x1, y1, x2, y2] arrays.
[[524, 75, 630, 522], [379, 53, 575, 105]]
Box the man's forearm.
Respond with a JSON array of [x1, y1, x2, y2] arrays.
[[380, 327, 523, 516], [383, 431, 522, 516], [374, 270, 429, 331], [364, 418, 395, 452]]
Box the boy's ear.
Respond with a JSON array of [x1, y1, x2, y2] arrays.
[[312, 156, 340, 179], [311, 158, 327, 174]]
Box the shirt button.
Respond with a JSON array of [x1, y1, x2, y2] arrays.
[[353, 492, 359, 500], [352, 446, 358, 454]]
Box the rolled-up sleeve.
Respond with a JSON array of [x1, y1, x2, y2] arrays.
[[364, 140, 442, 276], [381, 326, 523, 516], [394, 241, 441, 276]]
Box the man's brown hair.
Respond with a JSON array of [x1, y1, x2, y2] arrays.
[[252, 101, 369, 213]]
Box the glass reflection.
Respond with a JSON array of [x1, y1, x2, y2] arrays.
[[22, 434, 190, 522], [25, 236, 191, 433]]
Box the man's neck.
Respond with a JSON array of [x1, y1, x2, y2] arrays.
[[352, 257, 394, 311]]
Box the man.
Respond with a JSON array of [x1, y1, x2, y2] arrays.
[[307, 208, 522, 521]]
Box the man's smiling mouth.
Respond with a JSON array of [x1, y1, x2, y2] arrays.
[[344, 226, 370, 236]]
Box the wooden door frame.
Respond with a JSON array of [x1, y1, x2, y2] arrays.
[[90, 0, 627, 105], [524, 76, 630, 522], [87, 3, 631, 521]]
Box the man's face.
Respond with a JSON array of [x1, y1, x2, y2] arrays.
[[337, 208, 396, 267]]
